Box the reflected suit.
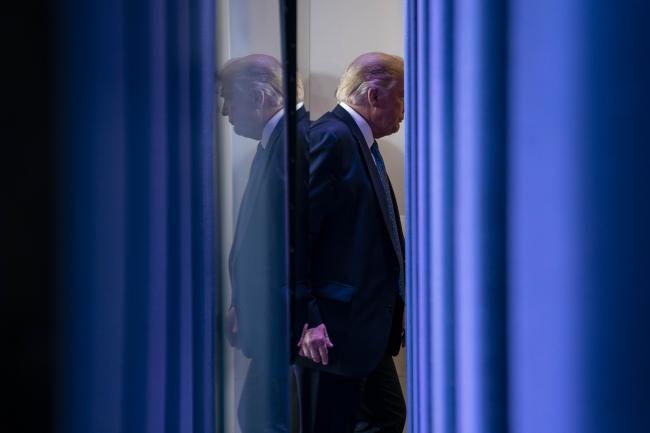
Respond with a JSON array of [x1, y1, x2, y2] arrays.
[[229, 106, 310, 433]]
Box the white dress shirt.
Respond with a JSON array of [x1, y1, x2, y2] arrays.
[[260, 102, 305, 149], [339, 102, 374, 149], [339, 102, 378, 165]]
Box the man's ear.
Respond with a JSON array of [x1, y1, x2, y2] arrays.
[[252, 89, 265, 109], [367, 87, 380, 107]]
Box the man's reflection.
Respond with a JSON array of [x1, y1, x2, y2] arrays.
[[218, 54, 309, 433]]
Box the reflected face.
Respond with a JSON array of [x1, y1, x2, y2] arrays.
[[369, 79, 404, 139], [220, 82, 262, 140]]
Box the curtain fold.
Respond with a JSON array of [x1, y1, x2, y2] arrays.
[[55, 0, 216, 431], [406, 0, 508, 432], [406, 0, 650, 432]]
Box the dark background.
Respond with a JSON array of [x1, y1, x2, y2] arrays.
[[1, 1, 55, 431]]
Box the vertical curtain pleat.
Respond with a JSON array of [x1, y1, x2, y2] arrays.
[[511, 1, 650, 433], [407, 0, 650, 432], [57, 0, 215, 431], [509, 1, 585, 432], [146, 1, 170, 431], [581, 4, 650, 430], [429, 0, 457, 432], [57, 1, 127, 431], [406, 0, 458, 432], [122, 0, 155, 431], [190, 0, 217, 432], [406, 0, 509, 432], [454, 0, 509, 432]]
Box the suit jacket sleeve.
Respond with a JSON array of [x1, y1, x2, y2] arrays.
[[297, 127, 343, 328], [295, 115, 320, 328]]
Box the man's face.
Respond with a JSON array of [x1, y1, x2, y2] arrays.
[[368, 79, 404, 139], [220, 82, 263, 140]]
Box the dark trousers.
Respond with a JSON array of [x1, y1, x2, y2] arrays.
[[295, 356, 406, 433]]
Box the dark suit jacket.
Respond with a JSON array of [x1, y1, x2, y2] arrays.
[[296, 105, 405, 378], [229, 107, 310, 361]]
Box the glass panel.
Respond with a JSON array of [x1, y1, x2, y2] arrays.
[[214, 2, 292, 432], [214, 2, 406, 432]]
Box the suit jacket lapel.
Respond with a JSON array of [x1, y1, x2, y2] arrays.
[[332, 106, 404, 261], [230, 107, 309, 271], [296, 105, 308, 124], [230, 119, 285, 268]]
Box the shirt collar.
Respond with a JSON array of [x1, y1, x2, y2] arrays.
[[260, 102, 305, 149], [339, 102, 374, 148], [260, 108, 284, 149]]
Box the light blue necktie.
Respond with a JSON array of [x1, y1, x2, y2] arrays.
[[370, 141, 405, 299]]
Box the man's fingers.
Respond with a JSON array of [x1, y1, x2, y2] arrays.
[[297, 325, 333, 364], [308, 345, 321, 364], [226, 307, 238, 334], [225, 329, 238, 348], [318, 344, 329, 365], [322, 326, 333, 348]]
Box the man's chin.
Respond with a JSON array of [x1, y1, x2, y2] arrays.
[[233, 125, 247, 136], [232, 126, 257, 140]]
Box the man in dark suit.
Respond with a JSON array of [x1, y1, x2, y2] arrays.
[[219, 53, 310, 433], [295, 52, 406, 433]]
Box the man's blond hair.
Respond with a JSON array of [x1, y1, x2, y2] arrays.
[[335, 52, 403, 105], [218, 54, 304, 107]]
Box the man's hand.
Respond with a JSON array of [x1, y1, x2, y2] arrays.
[[297, 323, 334, 365], [225, 306, 239, 348]]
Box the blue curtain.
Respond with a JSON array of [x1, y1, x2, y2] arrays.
[[405, 0, 650, 432], [54, 0, 216, 432]]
